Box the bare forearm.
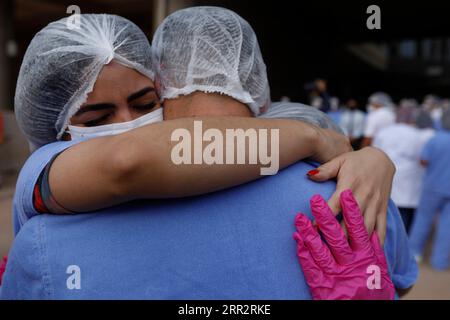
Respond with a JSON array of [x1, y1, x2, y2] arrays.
[[120, 117, 319, 199], [50, 117, 321, 212]]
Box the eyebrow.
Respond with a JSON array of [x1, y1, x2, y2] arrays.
[[74, 87, 155, 116], [75, 103, 115, 116], [127, 87, 155, 103]]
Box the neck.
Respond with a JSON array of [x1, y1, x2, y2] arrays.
[[163, 92, 253, 119]]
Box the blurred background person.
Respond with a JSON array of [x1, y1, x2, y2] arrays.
[[340, 98, 366, 150], [416, 109, 438, 143], [0, 111, 3, 189], [305, 78, 331, 113], [440, 99, 450, 112], [326, 96, 342, 125], [422, 95, 443, 130], [396, 99, 419, 124], [408, 109, 450, 271], [361, 92, 396, 148], [373, 109, 435, 233]]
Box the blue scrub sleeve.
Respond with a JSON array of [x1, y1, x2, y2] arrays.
[[386, 201, 419, 290], [420, 137, 435, 162], [12, 140, 81, 235]]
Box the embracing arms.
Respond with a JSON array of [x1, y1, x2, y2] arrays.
[[49, 117, 350, 212]]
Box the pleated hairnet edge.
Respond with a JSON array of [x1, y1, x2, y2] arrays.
[[161, 85, 262, 115]]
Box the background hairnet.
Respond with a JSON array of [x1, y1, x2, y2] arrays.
[[152, 6, 271, 115], [368, 92, 394, 108], [15, 14, 154, 150], [259, 102, 344, 134]]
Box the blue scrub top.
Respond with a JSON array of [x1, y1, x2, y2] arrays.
[[1, 141, 418, 299], [421, 131, 450, 196]]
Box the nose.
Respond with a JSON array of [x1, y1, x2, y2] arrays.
[[113, 104, 135, 123]]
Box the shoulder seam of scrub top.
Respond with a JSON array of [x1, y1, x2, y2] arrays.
[[36, 216, 55, 299]]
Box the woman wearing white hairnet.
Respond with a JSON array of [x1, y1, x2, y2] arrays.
[[12, 11, 393, 245], [12, 13, 348, 231]]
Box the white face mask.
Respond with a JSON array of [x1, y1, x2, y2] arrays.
[[67, 107, 163, 140]]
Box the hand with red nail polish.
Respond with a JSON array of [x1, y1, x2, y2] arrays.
[[306, 147, 395, 246], [307, 169, 320, 176], [293, 190, 395, 300]]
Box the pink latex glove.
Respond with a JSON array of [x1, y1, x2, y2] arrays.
[[293, 189, 395, 300], [0, 256, 7, 286]]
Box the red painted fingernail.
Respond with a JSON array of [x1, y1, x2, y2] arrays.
[[307, 169, 320, 176], [312, 220, 320, 231]]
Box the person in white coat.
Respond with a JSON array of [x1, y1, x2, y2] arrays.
[[361, 92, 396, 148], [373, 110, 435, 232]]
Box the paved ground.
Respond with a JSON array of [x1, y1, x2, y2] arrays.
[[0, 171, 449, 299]]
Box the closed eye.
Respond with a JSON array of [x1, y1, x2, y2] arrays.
[[133, 101, 158, 111], [84, 113, 111, 127]]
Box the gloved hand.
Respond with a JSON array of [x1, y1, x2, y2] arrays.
[[293, 189, 395, 300], [0, 256, 7, 285]]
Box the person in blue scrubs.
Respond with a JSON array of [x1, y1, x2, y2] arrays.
[[1, 143, 417, 299], [409, 109, 450, 270], [1, 8, 417, 298], [12, 10, 392, 241], [9, 13, 353, 232]]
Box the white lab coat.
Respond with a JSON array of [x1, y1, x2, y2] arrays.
[[373, 124, 435, 208], [364, 107, 396, 138]]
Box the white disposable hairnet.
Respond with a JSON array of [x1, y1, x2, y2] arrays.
[[152, 6, 270, 115], [15, 14, 154, 150], [368, 92, 393, 108], [259, 102, 344, 134]]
